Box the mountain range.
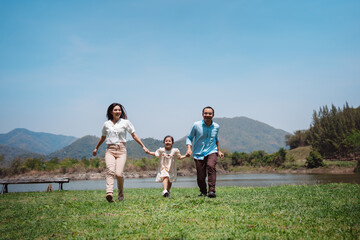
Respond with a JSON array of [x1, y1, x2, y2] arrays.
[[0, 128, 76, 154], [0, 117, 290, 166]]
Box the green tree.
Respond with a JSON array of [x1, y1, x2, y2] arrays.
[[23, 157, 45, 171], [285, 130, 310, 149], [45, 157, 60, 171], [10, 158, 26, 174], [308, 103, 360, 158], [81, 156, 90, 168], [249, 151, 266, 167], [305, 150, 324, 168], [354, 159, 360, 173], [343, 130, 360, 156], [90, 158, 100, 168], [231, 151, 241, 166], [271, 148, 287, 167]]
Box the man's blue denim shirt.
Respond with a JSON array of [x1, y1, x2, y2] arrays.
[[186, 120, 219, 160]]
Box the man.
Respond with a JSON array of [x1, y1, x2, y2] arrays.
[[186, 106, 224, 198]]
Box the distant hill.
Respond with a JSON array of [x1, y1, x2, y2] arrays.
[[126, 138, 163, 159], [214, 117, 289, 153], [0, 128, 77, 154], [0, 144, 44, 167], [50, 117, 288, 160], [48, 135, 107, 160], [126, 137, 187, 159], [48, 136, 186, 160], [0, 117, 290, 162], [108, 117, 289, 159]]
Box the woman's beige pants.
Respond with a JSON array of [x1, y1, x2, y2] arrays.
[[105, 143, 127, 195]]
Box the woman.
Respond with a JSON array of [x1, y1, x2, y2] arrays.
[[93, 103, 149, 202]]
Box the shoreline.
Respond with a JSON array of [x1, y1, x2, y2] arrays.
[[1, 166, 357, 180]]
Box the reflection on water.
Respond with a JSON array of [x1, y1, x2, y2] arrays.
[[5, 173, 360, 193]]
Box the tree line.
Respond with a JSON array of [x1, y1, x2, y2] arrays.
[[0, 148, 291, 177], [286, 103, 360, 159], [1, 102, 359, 177]]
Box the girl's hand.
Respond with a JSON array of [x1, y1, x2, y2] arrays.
[[218, 151, 224, 159]]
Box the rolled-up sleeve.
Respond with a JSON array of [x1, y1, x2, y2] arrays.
[[216, 126, 219, 143], [186, 125, 196, 146]]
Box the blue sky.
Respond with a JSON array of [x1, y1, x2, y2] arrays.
[[1, 0, 359, 141]]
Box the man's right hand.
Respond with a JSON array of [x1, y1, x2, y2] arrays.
[[186, 145, 192, 157]]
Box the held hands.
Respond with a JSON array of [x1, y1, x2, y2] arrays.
[[186, 149, 192, 157], [143, 146, 150, 154]]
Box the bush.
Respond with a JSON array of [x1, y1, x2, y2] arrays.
[[231, 151, 248, 166], [10, 158, 27, 175], [286, 154, 295, 163], [90, 158, 101, 168], [285, 130, 310, 149], [127, 158, 158, 171], [81, 157, 90, 168], [354, 159, 360, 173], [343, 130, 360, 156], [219, 157, 232, 170], [0, 167, 10, 177], [305, 150, 324, 168], [271, 148, 287, 167], [249, 151, 266, 167], [23, 157, 45, 171], [177, 157, 194, 171]]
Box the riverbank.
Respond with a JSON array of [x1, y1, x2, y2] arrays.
[[1, 165, 357, 180], [1, 184, 359, 239], [2, 146, 358, 180]]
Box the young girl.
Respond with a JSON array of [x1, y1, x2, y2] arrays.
[[147, 135, 187, 197]]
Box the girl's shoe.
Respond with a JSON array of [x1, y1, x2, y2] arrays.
[[162, 190, 169, 197]]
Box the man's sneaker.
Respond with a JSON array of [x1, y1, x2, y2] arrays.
[[162, 190, 169, 197], [208, 191, 216, 198], [198, 193, 207, 197], [106, 194, 114, 202], [118, 193, 124, 201]]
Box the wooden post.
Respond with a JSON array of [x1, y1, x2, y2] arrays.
[[1, 184, 8, 194], [46, 184, 53, 192]]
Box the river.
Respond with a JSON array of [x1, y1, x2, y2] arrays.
[[4, 173, 360, 193]]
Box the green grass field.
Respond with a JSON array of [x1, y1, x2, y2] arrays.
[[1, 184, 359, 239]]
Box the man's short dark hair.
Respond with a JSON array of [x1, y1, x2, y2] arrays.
[[202, 106, 215, 115]]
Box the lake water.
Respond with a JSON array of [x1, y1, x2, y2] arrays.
[[4, 173, 360, 193]]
